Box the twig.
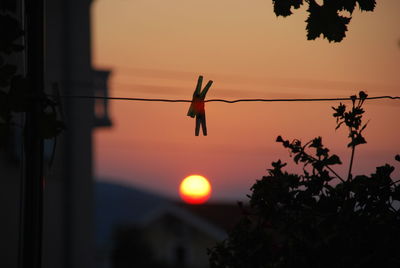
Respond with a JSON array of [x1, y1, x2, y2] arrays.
[[348, 146, 355, 181]]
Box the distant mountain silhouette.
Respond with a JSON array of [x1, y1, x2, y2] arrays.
[[95, 180, 169, 247], [95, 181, 241, 247]]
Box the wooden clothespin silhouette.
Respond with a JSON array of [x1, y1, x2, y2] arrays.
[[187, 75, 213, 136]]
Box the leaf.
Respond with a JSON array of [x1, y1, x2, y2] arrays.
[[352, 107, 364, 115], [356, 0, 376, 11], [283, 140, 290, 148], [294, 153, 301, 164], [332, 103, 346, 118], [326, 155, 342, 165], [338, 0, 357, 13], [310, 137, 322, 148], [335, 121, 344, 130], [347, 133, 366, 147], [359, 91, 368, 100], [374, 164, 394, 178], [350, 94, 357, 104], [360, 120, 369, 132], [306, 1, 351, 42], [271, 159, 287, 170], [272, 0, 303, 17], [316, 147, 329, 158], [305, 1, 323, 40]]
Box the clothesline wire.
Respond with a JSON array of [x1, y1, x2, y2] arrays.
[[58, 95, 400, 103]]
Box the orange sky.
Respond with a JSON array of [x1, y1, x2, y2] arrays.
[[92, 0, 400, 201]]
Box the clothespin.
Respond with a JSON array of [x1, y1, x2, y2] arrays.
[[187, 75, 213, 136]]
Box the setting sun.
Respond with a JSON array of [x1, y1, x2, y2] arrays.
[[179, 175, 212, 204]]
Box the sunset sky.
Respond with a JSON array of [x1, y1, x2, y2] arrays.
[[92, 0, 400, 201]]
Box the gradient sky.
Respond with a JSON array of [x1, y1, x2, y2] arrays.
[[92, 0, 400, 201]]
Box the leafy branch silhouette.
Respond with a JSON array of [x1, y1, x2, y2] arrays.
[[272, 0, 376, 42], [209, 92, 400, 268], [333, 91, 369, 180]]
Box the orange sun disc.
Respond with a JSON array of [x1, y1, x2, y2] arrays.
[[179, 175, 211, 204]]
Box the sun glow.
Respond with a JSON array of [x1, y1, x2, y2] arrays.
[[179, 175, 211, 204]]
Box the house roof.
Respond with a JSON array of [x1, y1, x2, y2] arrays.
[[177, 203, 245, 233], [95, 181, 227, 248]]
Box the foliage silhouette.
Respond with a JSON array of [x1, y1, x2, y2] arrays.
[[272, 0, 376, 42], [208, 92, 400, 268]]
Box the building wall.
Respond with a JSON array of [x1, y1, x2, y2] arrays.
[[43, 0, 96, 268], [143, 214, 218, 268], [0, 2, 34, 267], [0, 156, 22, 268], [0, 0, 97, 267], [0, 0, 114, 265]]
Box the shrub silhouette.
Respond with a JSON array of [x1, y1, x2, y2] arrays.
[[272, 0, 376, 42], [208, 92, 400, 268]]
